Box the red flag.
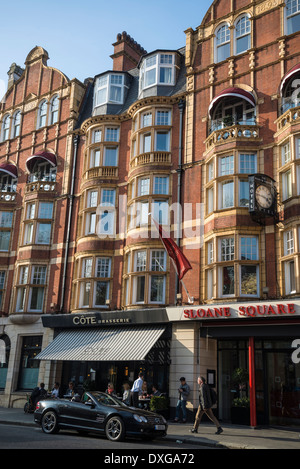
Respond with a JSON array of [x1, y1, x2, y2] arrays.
[[153, 220, 192, 281]]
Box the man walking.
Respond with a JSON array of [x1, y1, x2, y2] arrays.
[[190, 376, 223, 435], [174, 377, 190, 423], [130, 372, 144, 408]]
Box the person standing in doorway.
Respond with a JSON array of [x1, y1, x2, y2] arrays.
[[190, 376, 223, 435], [130, 372, 144, 407], [174, 377, 190, 423]]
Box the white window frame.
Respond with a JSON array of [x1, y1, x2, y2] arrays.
[[37, 100, 48, 129], [219, 180, 234, 209], [282, 169, 292, 200], [240, 236, 258, 260], [49, 95, 59, 125], [281, 142, 291, 166], [215, 23, 231, 63], [1, 115, 10, 142], [284, 230, 295, 256], [285, 259, 296, 294], [13, 111, 21, 138], [234, 14, 251, 55], [286, 0, 300, 35]]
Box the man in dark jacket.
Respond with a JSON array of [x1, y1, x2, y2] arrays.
[[174, 377, 190, 423], [190, 376, 223, 435]]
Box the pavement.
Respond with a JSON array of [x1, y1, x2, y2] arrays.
[[0, 407, 299, 449]]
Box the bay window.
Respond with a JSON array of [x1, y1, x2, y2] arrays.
[[16, 265, 47, 312], [139, 53, 176, 94], [78, 257, 111, 308], [0, 211, 13, 251], [23, 202, 53, 246]]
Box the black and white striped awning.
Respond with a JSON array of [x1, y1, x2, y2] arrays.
[[35, 325, 166, 361]]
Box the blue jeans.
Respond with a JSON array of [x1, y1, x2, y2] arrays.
[[175, 399, 187, 421]]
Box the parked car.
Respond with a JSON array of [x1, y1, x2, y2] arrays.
[[34, 391, 168, 442]]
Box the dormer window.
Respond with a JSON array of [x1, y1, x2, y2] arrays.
[[94, 73, 126, 108], [139, 52, 176, 94]]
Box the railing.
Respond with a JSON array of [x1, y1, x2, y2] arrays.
[[205, 124, 260, 151], [130, 152, 172, 170], [27, 173, 56, 183], [83, 166, 119, 180], [281, 98, 300, 115], [25, 181, 57, 193], [277, 105, 300, 131], [208, 117, 257, 135]]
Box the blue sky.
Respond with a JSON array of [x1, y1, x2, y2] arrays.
[[0, 0, 212, 90]]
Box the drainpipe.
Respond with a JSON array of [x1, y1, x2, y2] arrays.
[[175, 99, 186, 304], [60, 134, 79, 312]]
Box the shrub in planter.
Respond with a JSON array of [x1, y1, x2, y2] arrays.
[[149, 396, 169, 418], [231, 397, 250, 425]]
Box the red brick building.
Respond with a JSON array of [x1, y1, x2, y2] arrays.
[[1, 1, 300, 427]]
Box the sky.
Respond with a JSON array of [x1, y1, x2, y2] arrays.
[[0, 0, 212, 96]]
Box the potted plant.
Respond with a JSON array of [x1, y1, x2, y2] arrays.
[[231, 368, 250, 425], [149, 395, 169, 419]]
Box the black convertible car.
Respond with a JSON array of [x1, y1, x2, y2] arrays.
[[34, 391, 168, 442]]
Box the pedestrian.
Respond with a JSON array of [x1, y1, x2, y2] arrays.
[[130, 372, 144, 407], [190, 376, 223, 435], [122, 382, 131, 405], [31, 382, 47, 407], [174, 377, 190, 423]]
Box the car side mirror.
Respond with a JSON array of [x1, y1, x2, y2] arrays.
[[84, 401, 95, 409]]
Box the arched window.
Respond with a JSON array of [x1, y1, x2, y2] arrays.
[[37, 100, 47, 129], [286, 0, 300, 35], [215, 23, 231, 63], [49, 95, 59, 125], [1, 115, 10, 141], [13, 110, 21, 138], [235, 15, 251, 54]]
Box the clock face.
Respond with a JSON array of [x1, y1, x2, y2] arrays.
[[255, 185, 273, 209]]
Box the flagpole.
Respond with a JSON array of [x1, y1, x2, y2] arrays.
[[170, 258, 194, 304]]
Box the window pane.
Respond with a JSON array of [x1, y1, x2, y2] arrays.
[[101, 189, 115, 206], [160, 67, 172, 84], [222, 181, 234, 208], [88, 191, 98, 208], [80, 282, 90, 307], [96, 258, 111, 277], [0, 232, 10, 251], [105, 128, 119, 142], [145, 69, 156, 87], [24, 223, 33, 245], [287, 14, 300, 34], [150, 276, 165, 302], [138, 178, 150, 196], [220, 156, 234, 175], [16, 287, 26, 312], [83, 258, 93, 278], [135, 251, 146, 272], [236, 35, 250, 54], [0, 212, 13, 227], [136, 276, 145, 302], [217, 43, 230, 62], [94, 281, 109, 306], [240, 154, 256, 173], [32, 266, 47, 285], [156, 111, 170, 125], [143, 134, 151, 153], [156, 132, 170, 151], [29, 287, 44, 311], [154, 176, 169, 194], [221, 238, 234, 261], [109, 86, 122, 102], [104, 147, 117, 166], [241, 237, 258, 260], [38, 202, 53, 219], [142, 113, 152, 127], [36, 223, 51, 244], [222, 266, 235, 295], [153, 200, 169, 225], [151, 251, 166, 271], [239, 181, 249, 207], [241, 265, 258, 296]]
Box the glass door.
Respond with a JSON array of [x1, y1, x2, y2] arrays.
[[266, 350, 300, 426]]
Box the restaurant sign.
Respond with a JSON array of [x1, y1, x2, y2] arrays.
[[166, 301, 300, 322]]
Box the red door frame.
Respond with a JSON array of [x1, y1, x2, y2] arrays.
[[248, 336, 257, 427]]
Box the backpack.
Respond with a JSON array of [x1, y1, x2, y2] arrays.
[[209, 387, 217, 405]]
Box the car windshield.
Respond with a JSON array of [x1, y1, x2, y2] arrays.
[[87, 392, 127, 407]]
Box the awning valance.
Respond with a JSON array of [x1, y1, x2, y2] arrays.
[[26, 151, 57, 172], [35, 325, 166, 362], [280, 63, 300, 94], [0, 163, 18, 178], [208, 87, 256, 115]]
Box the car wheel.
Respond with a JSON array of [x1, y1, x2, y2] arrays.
[[105, 416, 125, 442], [41, 410, 59, 434]]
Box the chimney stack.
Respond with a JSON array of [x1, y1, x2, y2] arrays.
[[7, 63, 24, 90], [111, 32, 147, 72]]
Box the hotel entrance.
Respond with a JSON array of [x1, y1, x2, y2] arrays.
[[217, 338, 300, 426]]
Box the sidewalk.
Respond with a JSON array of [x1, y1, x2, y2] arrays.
[[0, 407, 299, 449]]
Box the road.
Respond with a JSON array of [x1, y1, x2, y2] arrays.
[[0, 423, 211, 453]]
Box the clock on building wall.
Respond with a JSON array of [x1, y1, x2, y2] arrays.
[[248, 174, 277, 218]]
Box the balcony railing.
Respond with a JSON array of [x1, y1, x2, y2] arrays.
[[205, 123, 260, 151], [277, 104, 300, 131], [83, 166, 119, 181], [208, 117, 257, 135], [25, 181, 57, 194], [281, 98, 300, 116], [130, 152, 172, 170]]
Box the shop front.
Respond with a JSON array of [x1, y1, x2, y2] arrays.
[[36, 309, 171, 399], [167, 300, 300, 427]]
